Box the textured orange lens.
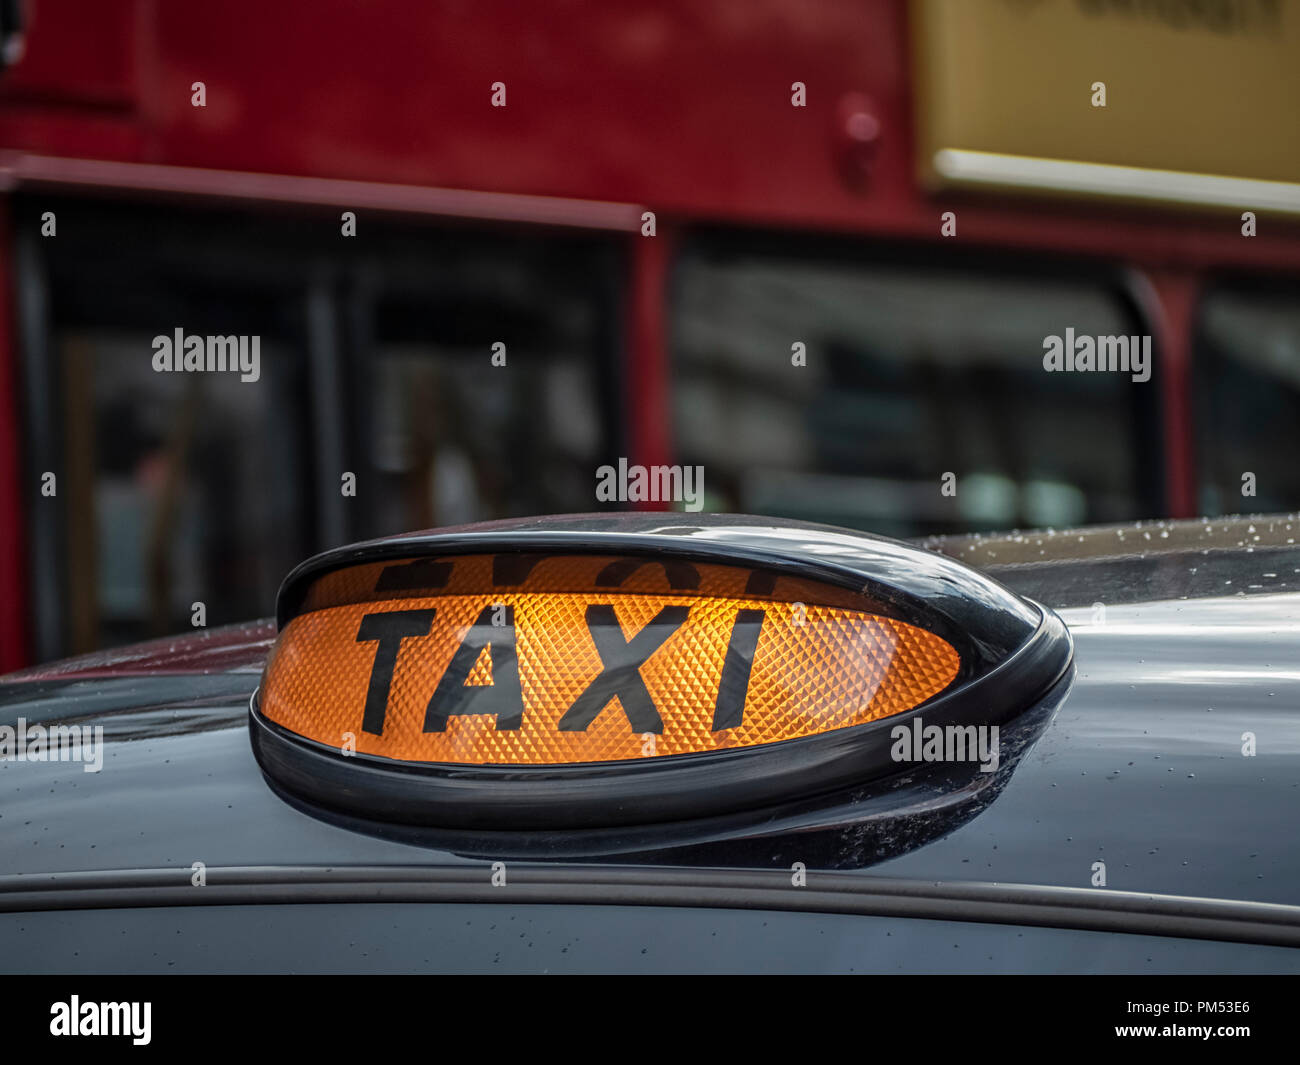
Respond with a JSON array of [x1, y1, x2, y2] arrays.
[[260, 555, 960, 765]]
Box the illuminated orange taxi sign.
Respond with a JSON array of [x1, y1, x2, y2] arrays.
[[258, 553, 960, 766]]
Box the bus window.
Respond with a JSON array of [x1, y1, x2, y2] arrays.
[[74, 331, 299, 651], [1194, 284, 1300, 517], [670, 236, 1161, 538], [19, 198, 315, 657], [17, 198, 622, 659], [348, 231, 620, 541]]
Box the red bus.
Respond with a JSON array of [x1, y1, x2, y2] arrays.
[[1, 0, 1297, 668]]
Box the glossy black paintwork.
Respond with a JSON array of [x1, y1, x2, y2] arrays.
[[8, 905, 1298, 974], [4, 571, 1297, 896], [3, 515, 1299, 971]]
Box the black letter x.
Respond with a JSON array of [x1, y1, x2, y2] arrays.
[[558, 604, 689, 733]]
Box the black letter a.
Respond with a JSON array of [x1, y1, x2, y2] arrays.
[[424, 605, 525, 731]]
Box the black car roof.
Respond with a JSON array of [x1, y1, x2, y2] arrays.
[[2, 517, 1298, 917]]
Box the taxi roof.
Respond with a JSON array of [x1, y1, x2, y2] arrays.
[[2, 514, 1299, 961]]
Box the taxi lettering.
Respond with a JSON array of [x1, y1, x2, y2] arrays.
[[355, 602, 764, 737]]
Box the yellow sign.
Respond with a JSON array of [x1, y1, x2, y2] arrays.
[[912, 0, 1300, 212], [260, 554, 960, 766]]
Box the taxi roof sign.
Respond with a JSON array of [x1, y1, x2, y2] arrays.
[[250, 514, 1072, 829]]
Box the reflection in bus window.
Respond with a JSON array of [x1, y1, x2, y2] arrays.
[[671, 240, 1161, 538], [357, 243, 616, 540], [1196, 287, 1300, 517], [52, 328, 304, 653]]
